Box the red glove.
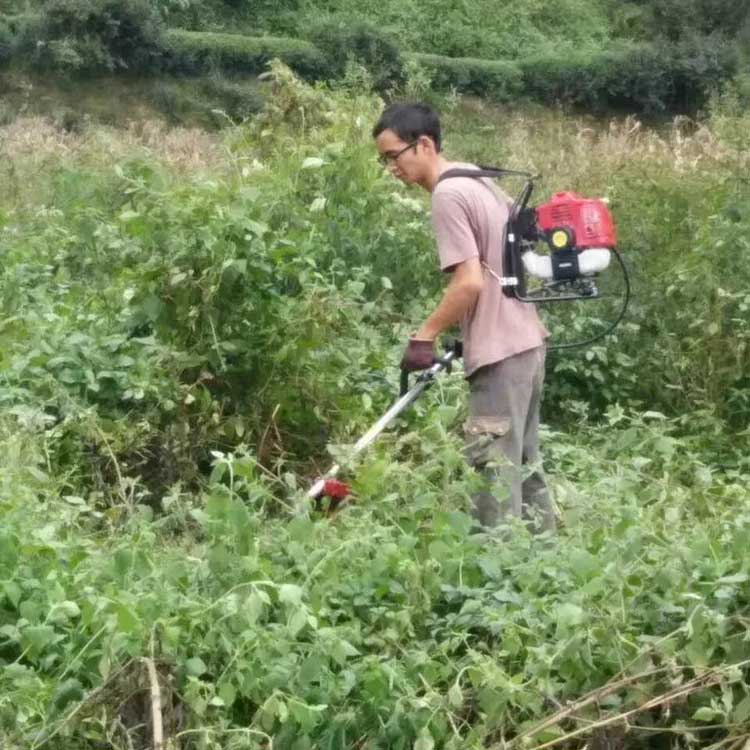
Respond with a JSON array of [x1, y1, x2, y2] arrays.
[[400, 338, 436, 372]]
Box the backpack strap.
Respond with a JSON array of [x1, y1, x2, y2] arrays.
[[436, 165, 534, 184], [435, 166, 537, 300]]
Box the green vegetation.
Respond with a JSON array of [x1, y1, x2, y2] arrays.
[[162, 0, 750, 75], [163, 29, 327, 80], [518, 37, 738, 113], [0, 17, 12, 66], [2, 409, 748, 748], [0, 69, 265, 130], [305, 19, 404, 93], [1, 64, 749, 747], [23, 0, 164, 73], [1, 0, 747, 113], [409, 54, 523, 103]]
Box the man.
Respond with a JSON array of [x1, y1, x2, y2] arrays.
[[372, 102, 555, 533]]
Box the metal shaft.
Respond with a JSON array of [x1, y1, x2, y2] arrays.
[[306, 351, 457, 499]]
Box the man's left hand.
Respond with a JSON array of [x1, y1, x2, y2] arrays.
[[400, 338, 436, 372]]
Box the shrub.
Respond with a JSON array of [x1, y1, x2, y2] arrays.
[[0, 13, 38, 67], [520, 38, 738, 112], [410, 53, 523, 101], [670, 34, 739, 111], [609, 0, 750, 43], [198, 75, 265, 121], [0, 18, 12, 67], [305, 18, 404, 92], [29, 0, 164, 75], [163, 29, 329, 80], [149, 75, 265, 128]]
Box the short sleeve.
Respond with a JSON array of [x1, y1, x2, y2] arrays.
[[431, 187, 479, 271]]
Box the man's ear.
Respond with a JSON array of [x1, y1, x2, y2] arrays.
[[417, 134, 435, 153]]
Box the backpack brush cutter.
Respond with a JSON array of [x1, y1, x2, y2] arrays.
[[307, 166, 630, 508]]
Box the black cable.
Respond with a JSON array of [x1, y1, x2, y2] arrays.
[[547, 249, 631, 351]]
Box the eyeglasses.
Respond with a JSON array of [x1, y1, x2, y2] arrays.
[[378, 141, 417, 167]]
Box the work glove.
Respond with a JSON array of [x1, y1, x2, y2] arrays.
[[400, 338, 436, 372]]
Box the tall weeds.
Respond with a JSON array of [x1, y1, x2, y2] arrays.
[[0, 66, 748, 749]]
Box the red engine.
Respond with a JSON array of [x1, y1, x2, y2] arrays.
[[536, 192, 617, 249]]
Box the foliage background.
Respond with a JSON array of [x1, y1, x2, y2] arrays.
[[0, 0, 749, 747], [1, 59, 749, 747], [1, 0, 748, 112]]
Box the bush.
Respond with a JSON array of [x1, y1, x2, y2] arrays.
[[0, 13, 38, 67], [149, 75, 265, 128], [163, 29, 329, 80], [410, 52, 523, 101], [670, 34, 740, 110], [609, 0, 750, 43], [305, 18, 404, 92], [520, 38, 738, 112], [0, 18, 12, 67], [198, 75, 265, 121], [29, 0, 164, 74]]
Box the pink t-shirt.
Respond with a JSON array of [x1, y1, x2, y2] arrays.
[[431, 163, 549, 377]]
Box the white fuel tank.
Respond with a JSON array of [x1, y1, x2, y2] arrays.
[[521, 248, 611, 281]]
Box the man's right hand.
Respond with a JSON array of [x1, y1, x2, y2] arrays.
[[400, 338, 436, 372]]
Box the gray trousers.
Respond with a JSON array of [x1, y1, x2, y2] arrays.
[[464, 346, 555, 533]]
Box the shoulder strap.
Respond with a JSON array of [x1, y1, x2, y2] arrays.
[[437, 165, 534, 184], [435, 166, 538, 298]]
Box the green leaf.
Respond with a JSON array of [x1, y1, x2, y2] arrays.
[[50, 600, 81, 623], [330, 639, 360, 665], [692, 706, 719, 722], [288, 607, 308, 637], [52, 678, 84, 711], [246, 591, 266, 623], [3, 581, 22, 608], [260, 695, 280, 731], [718, 573, 748, 584], [301, 157, 326, 169], [245, 219, 269, 237], [114, 548, 133, 578], [21, 625, 56, 655], [299, 654, 327, 684], [685, 638, 711, 668], [116, 603, 138, 634], [557, 602, 584, 627], [185, 657, 208, 677], [732, 694, 750, 723], [414, 729, 435, 750], [448, 682, 463, 708], [279, 584, 303, 606], [0, 624, 19, 642]]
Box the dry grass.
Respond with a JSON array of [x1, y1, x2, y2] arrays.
[[446, 99, 749, 201], [0, 116, 223, 170], [121, 119, 224, 171], [0, 116, 227, 212], [2, 95, 747, 217], [0, 117, 83, 164]]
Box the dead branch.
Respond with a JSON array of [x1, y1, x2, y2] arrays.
[[144, 657, 164, 750]]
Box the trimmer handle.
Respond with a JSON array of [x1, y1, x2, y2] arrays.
[[399, 369, 410, 397], [399, 340, 462, 396]]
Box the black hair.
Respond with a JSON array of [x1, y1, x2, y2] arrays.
[[372, 102, 442, 152]]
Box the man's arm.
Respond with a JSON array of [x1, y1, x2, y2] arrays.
[[413, 257, 484, 340]]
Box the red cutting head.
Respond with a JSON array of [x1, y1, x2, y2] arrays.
[[323, 479, 350, 500]]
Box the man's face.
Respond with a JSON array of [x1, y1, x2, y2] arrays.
[[374, 129, 428, 185]]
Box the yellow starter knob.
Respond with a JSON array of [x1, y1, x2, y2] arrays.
[[551, 230, 569, 249]]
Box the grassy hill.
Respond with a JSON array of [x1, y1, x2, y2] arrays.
[[1, 0, 747, 115]]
